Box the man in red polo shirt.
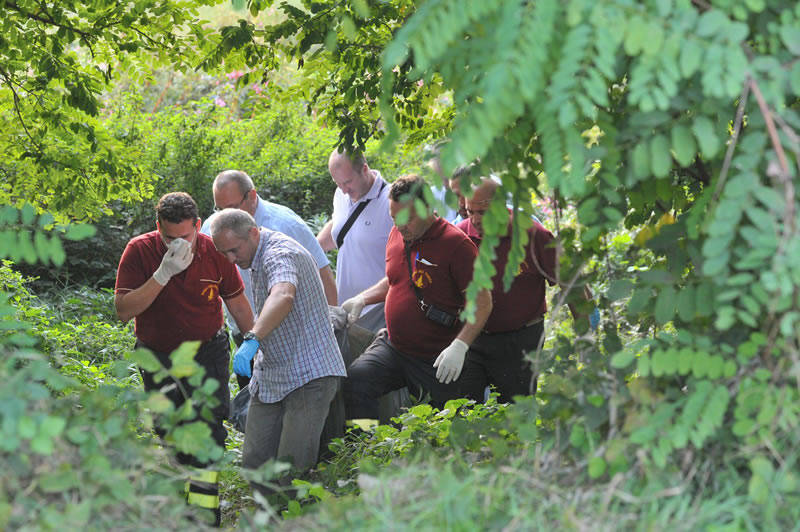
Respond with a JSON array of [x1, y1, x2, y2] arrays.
[[457, 179, 593, 402], [342, 175, 493, 418], [115, 192, 253, 526]]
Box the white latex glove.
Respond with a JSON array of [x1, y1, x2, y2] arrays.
[[433, 338, 469, 384], [340, 294, 365, 326], [153, 238, 193, 286]]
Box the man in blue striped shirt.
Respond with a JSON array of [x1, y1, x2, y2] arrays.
[[209, 209, 346, 477]]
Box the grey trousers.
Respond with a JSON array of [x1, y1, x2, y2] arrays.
[[242, 376, 339, 473]]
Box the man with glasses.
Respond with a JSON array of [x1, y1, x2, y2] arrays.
[[115, 192, 254, 526], [201, 170, 337, 388]]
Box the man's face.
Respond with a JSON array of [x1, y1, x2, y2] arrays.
[[157, 218, 200, 251], [213, 227, 258, 270], [448, 178, 468, 219], [390, 199, 430, 242], [213, 183, 256, 216], [465, 187, 493, 237], [330, 159, 371, 202]]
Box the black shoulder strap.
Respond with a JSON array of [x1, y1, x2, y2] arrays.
[[336, 180, 386, 248], [405, 243, 427, 310]]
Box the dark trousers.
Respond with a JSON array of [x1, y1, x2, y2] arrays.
[[468, 320, 544, 403], [344, 329, 487, 419], [137, 331, 230, 468]]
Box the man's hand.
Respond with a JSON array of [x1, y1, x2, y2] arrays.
[[340, 295, 365, 326], [153, 238, 193, 286], [233, 338, 259, 377], [433, 339, 469, 384]]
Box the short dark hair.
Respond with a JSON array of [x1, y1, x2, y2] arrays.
[[389, 174, 427, 205], [156, 192, 199, 224]]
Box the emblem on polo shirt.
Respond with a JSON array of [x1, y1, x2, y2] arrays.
[[412, 269, 432, 288], [201, 284, 219, 301]]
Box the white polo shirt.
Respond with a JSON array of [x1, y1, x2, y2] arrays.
[[330, 170, 393, 314]]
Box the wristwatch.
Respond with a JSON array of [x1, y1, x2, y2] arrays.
[[242, 331, 258, 342]]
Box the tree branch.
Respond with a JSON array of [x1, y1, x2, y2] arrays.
[[712, 78, 750, 203], [748, 77, 796, 235], [0, 68, 43, 153]]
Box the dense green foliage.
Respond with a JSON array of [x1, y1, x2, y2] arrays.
[[215, 0, 800, 526], [0, 0, 218, 219], [2, 0, 800, 529]]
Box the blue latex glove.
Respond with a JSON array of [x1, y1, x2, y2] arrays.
[[233, 338, 259, 377], [589, 307, 600, 332]]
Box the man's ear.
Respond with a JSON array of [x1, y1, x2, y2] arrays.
[[155, 220, 161, 232], [249, 225, 260, 239]]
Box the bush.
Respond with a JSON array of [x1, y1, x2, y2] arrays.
[[20, 79, 422, 288]]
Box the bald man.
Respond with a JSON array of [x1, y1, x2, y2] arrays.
[[317, 149, 394, 332], [456, 179, 559, 402]]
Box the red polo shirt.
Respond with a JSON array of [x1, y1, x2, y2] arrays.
[[115, 231, 244, 353], [385, 218, 478, 361], [457, 216, 556, 333]]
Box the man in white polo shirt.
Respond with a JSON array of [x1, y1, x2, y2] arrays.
[[317, 149, 394, 333]]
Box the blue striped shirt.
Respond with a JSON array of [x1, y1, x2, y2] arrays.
[[249, 229, 345, 402]]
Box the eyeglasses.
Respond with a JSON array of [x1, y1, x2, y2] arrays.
[[214, 190, 250, 212]]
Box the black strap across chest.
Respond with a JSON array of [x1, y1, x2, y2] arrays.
[[336, 181, 386, 248]]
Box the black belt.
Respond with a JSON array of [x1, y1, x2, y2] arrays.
[[482, 316, 543, 336]]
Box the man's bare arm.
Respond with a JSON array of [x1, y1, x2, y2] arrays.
[[317, 220, 335, 252]]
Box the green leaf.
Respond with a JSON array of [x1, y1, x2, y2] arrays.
[[20, 204, 36, 225], [64, 224, 97, 241], [588, 456, 607, 478], [744, 0, 765, 12], [18, 416, 37, 439], [692, 351, 710, 378], [641, 22, 664, 56], [790, 62, 800, 96], [696, 10, 727, 38], [780, 25, 800, 55], [654, 286, 676, 325], [638, 353, 651, 377], [679, 40, 703, 77], [649, 134, 672, 177], [624, 16, 647, 56], [170, 341, 202, 378], [40, 416, 66, 437], [678, 348, 694, 375], [607, 279, 634, 301], [39, 469, 79, 493], [629, 142, 650, 182], [129, 348, 162, 373], [610, 350, 635, 369], [144, 393, 174, 413], [692, 116, 720, 158], [30, 434, 55, 455], [695, 283, 713, 317], [676, 285, 695, 321], [671, 124, 697, 166], [627, 287, 651, 316]]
